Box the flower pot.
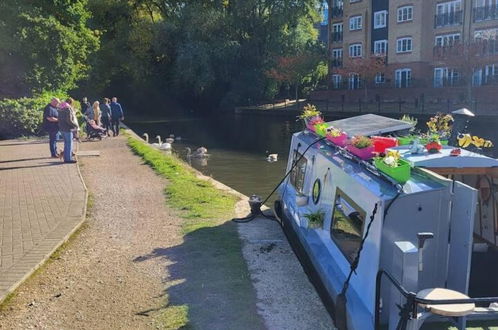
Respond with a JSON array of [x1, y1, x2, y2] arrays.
[[314, 123, 329, 137], [304, 116, 323, 131], [346, 145, 375, 160], [372, 136, 398, 153], [425, 141, 442, 153], [374, 158, 411, 184], [326, 132, 348, 147]]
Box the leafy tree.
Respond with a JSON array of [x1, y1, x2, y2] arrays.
[[0, 0, 99, 97]]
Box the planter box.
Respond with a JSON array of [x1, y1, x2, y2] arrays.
[[346, 145, 375, 160], [398, 136, 448, 146], [374, 158, 411, 184], [372, 136, 398, 153], [314, 123, 329, 137], [327, 132, 348, 147]]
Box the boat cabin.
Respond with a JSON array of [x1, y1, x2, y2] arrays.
[[275, 114, 498, 330]]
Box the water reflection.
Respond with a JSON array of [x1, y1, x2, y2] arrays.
[[129, 113, 497, 203]]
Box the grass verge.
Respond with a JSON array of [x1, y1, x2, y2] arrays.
[[127, 135, 264, 330]]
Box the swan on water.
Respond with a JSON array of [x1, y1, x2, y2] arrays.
[[266, 151, 278, 162], [165, 137, 175, 144], [142, 133, 149, 143], [154, 135, 172, 150], [185, 147, 209, 158]]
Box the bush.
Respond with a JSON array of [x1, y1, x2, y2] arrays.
[[0, 93, 82, 139]]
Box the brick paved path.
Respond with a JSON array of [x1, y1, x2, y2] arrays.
[[0, 139, 87, 302]]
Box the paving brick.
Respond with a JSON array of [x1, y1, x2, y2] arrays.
[[0, 139, 87, 303]]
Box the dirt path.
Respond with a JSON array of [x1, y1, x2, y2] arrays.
[[0, 137, 188, 329]]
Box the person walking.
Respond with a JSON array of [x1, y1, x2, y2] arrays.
[[110, 97, 124, 136], [100, 98, 112, 136], [65, 98, 81, 143], [58, 101, 79, 163], [81, 97, 91, 115], [43, 98, 60, 158]]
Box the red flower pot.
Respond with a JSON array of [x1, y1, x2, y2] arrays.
[[425, 141, 442, 153], [372, 136, 398, 153]]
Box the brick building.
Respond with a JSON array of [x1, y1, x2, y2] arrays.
[[320, 0, 498, 104]]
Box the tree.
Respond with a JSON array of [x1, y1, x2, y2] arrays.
[[335, 55, 386, 100], [0, 0, 99, 97], [434, 39, 493, 103]]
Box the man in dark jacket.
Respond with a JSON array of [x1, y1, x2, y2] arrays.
[[110, 97, 124, 136], [43, 98, 60, 158], [80, 97, 91, 116]]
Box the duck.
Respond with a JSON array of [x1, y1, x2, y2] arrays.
[[186, 147, 209, 159], [154, 135, 172, 150], [266, 151, 278, 162]]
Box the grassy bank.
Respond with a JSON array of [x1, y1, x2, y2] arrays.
[[126, 136, 264, 330]]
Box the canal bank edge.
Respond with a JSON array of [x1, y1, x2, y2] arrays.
[[0, 141, 88, 306], [123, 126, 333, 329]]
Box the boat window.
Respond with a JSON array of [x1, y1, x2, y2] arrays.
[[312, 179, 321, 204], [290, 151, 307, 194], [330, 189, 366, 263]]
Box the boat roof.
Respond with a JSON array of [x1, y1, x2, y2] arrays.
[[327, 114, 412, 136], [393, 146, 498, 169]]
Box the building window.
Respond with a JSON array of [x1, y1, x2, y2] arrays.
[[375, 72, 385, 84], [349, 73, 361, 90], [397, 6, 414, 22], [290, 152, 307, 193], [434, 67, 460, 87], [435, 33, 460, 46], [396, 37, 413, 53], [374, 10, 388, 29], [332, 48, 343, 67], [475, 29, 498, 55], [473, 0, 498, 22], [332, 74, 342, 89], [330, 189, 367, 264], [349, 43, 362, 57], [349, 15, 362, 31], [373, 40, 388, 55], [435, 0, 463, 27], [332, 23, 344, 42], [395, 69, 412, 88], [473, 64, 498, 86], [331, 0, 344, 18]]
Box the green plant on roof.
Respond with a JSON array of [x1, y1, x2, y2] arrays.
[[303, 209, 325, 229], [298, 103, 322, 120], [400, 115, 418, 131], [351, 136, 373, 149]]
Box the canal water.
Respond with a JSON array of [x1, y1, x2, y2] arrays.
[[128, 113, 497, 203]]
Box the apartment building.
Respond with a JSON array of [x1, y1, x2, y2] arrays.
[[326, 0, 498, 99]]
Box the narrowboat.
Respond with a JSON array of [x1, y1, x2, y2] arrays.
[[274, 113, 498, 330]]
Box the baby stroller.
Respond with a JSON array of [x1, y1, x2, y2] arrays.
[[85, 119, 107, 141]]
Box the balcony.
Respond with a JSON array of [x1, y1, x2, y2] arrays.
[[434, 77, 464, 88], [331, 58, 343, 68], [331, 7, 343, 18], [434, 10, 463, 28], [481, 39, 498, 56], [473, 6, 498, 22], [433, 45, 460, 58], [331, 31, 343, 42]]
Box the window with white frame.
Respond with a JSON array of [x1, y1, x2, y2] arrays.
[[374, 11, 388, 29], [397, 6, 413, 22], [435, 33, 460, 46], [332, 48, 343, 59], [474, 0, 498, 7], [349, 15, 362, 31], [473, 63, 498, 86], [436, 1, 461, 15], [332, 22, 343, 33], [434, 67, 459, 87], [373, 40, 388, 55], [375, 72, 385, 84], [349, 73, 361, 89], [396, 37, 413, 53], [395, 68, 412, 88], [349, 43, 362, 57], [332, 74, 342, 89]]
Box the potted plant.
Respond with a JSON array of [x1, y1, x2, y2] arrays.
[[314, 122, 330, 137], [347, 136, 374, 160], [326, 127, 348, 147], [426, 113, 453, 144], [374, 150, 411, 184], [298, 104, 323, 131], [425, 135, 443, 153], [303, 209, 325, 229], [397, 115, 419, 145]]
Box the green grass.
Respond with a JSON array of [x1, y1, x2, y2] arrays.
[[127, 135, 264, 330], [127, 136, 237, 223]]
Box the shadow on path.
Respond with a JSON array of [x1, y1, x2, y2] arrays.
[[134, 219, 266, 330], [0, 162, 64, 171], [0, 156, 52, 164]]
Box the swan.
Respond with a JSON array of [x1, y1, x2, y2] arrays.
[[142, 133, 149, 143], [154, 135, 172, 150], [186, 147, 209, 159], [165, 137, 175, 144], [266, 151, 278, 162]]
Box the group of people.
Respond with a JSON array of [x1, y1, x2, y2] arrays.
[[43, 96, 124, 163]]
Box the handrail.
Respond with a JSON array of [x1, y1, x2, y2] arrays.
[[375, 269, 498, 330]]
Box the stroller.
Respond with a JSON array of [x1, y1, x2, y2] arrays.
[[85, 119, 107, 141]]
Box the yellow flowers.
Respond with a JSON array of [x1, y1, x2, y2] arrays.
[[458, 134, 494, 148], [298, 104, 322, 119], [327, 127, 342, 137], [383, 150, 401, 168], [426, 113, 453, 138]]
